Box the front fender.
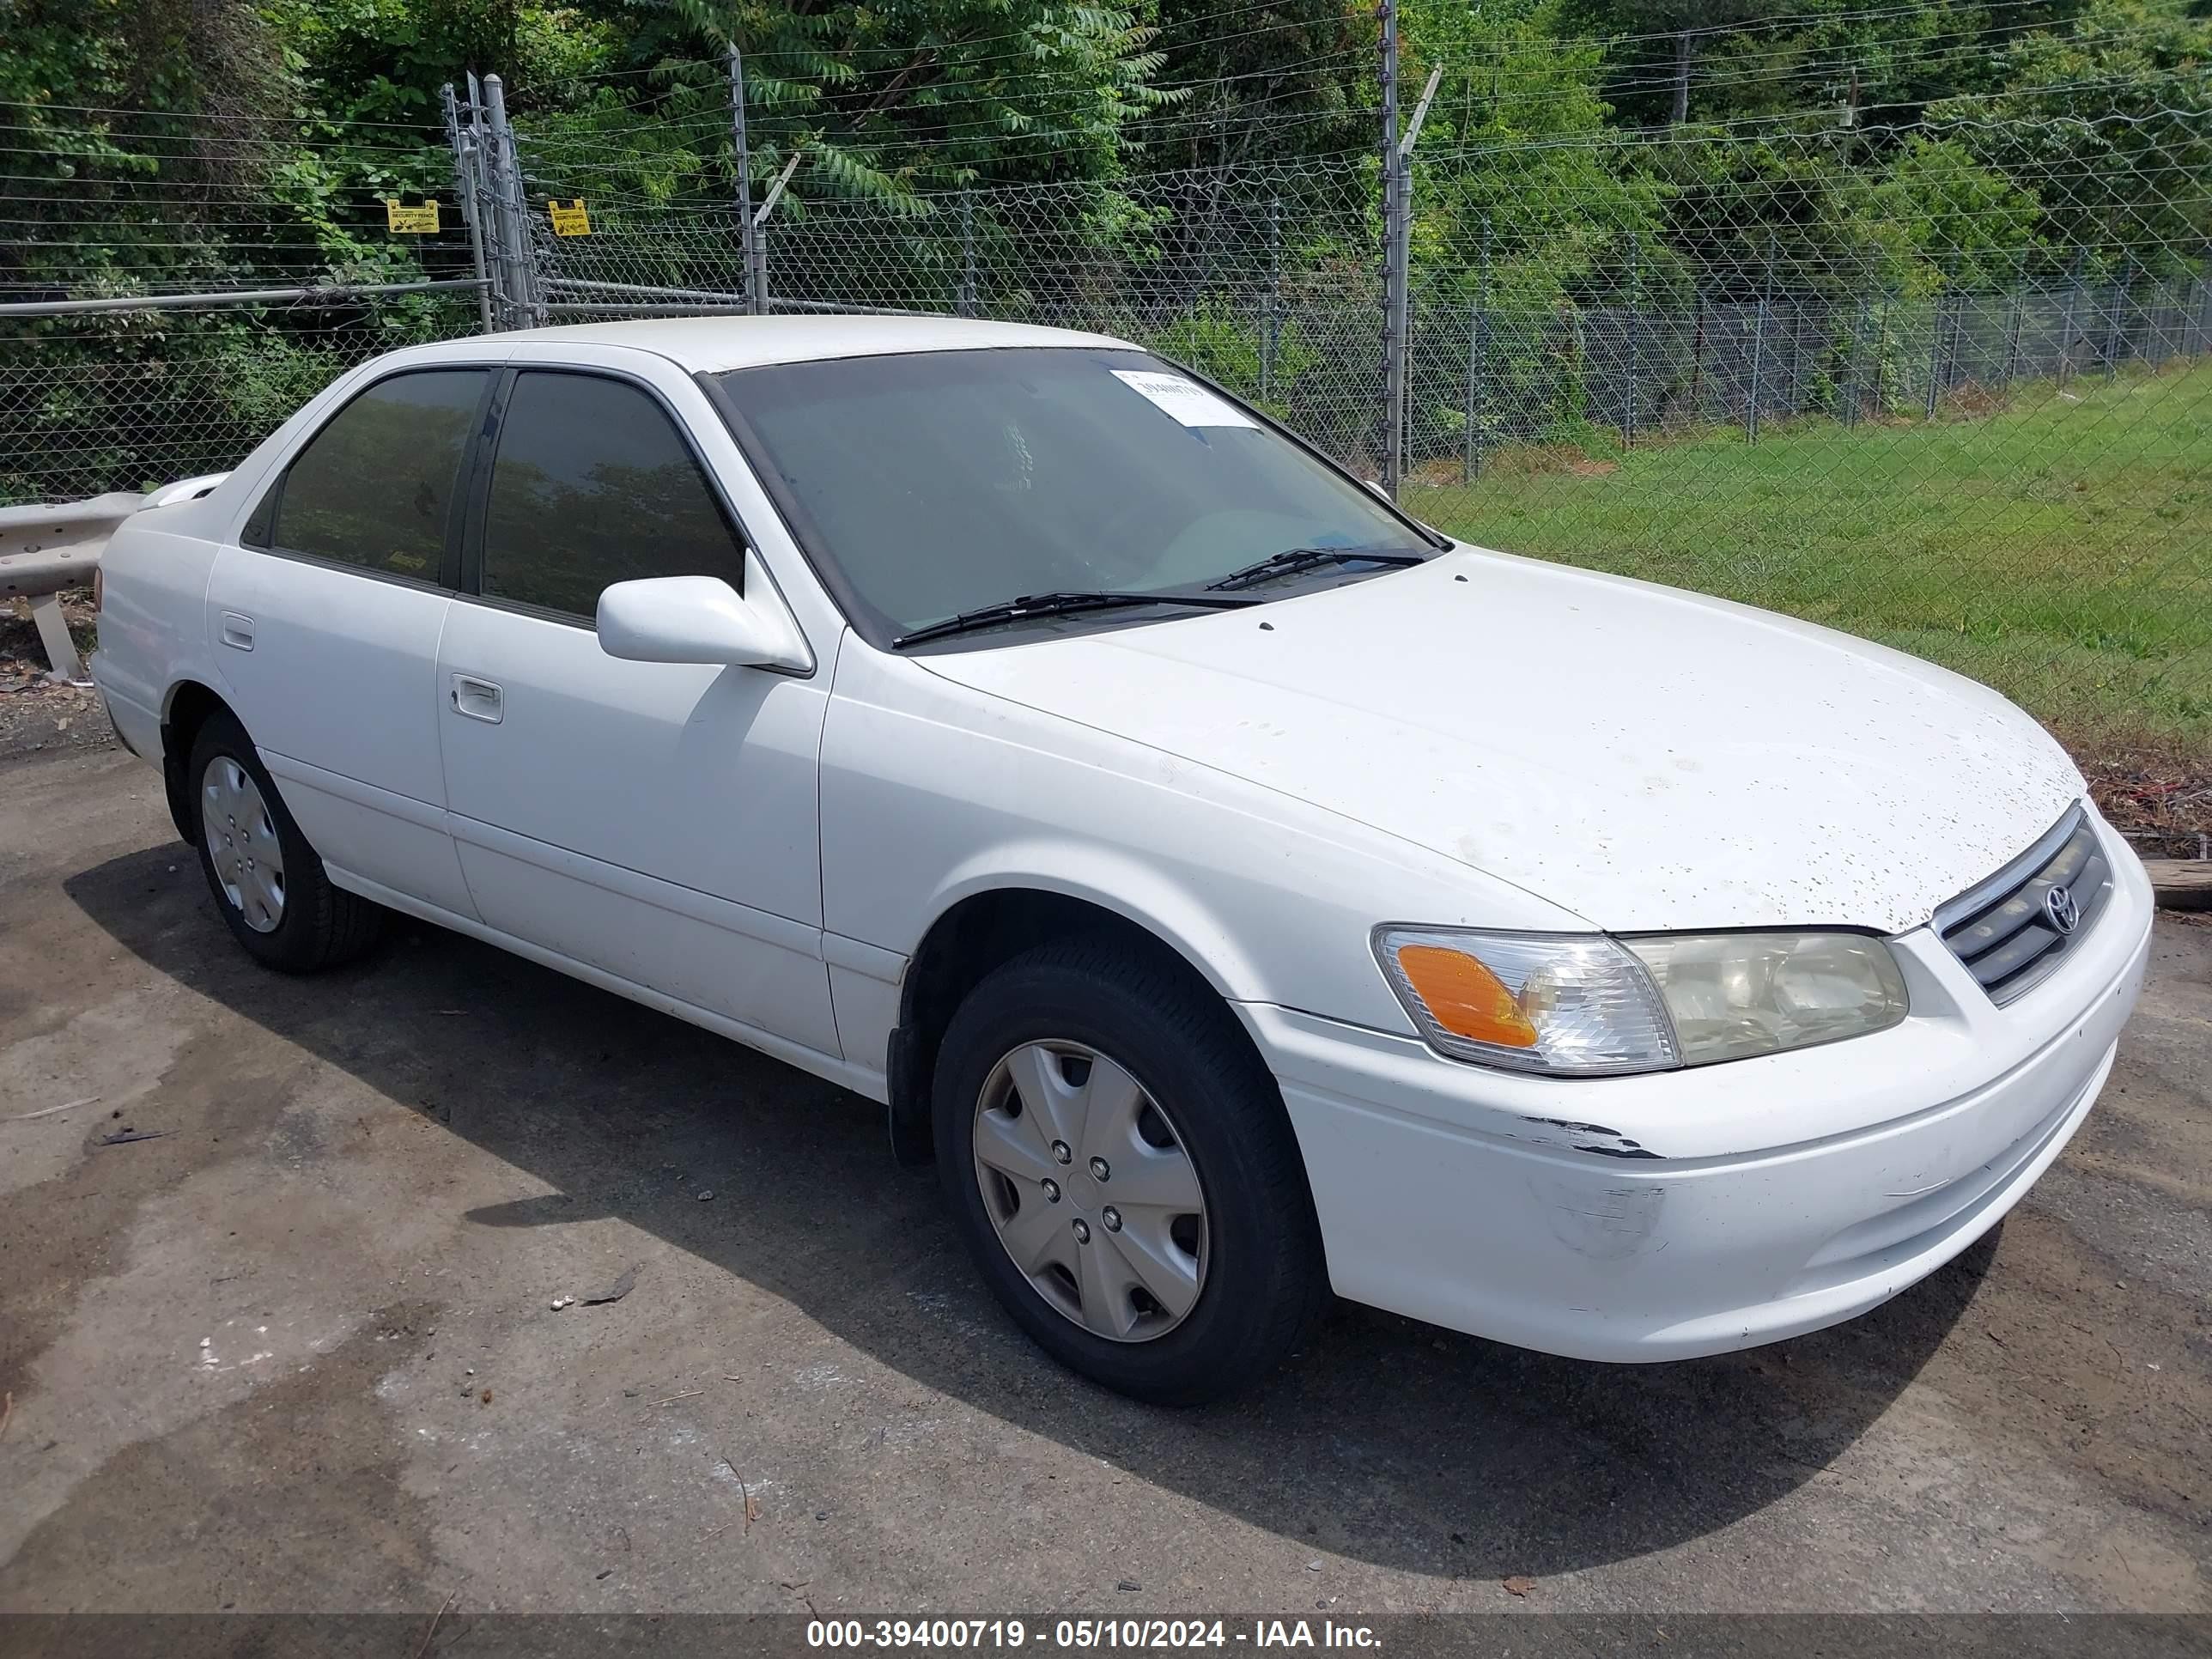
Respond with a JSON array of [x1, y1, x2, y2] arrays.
[[923, 839, 1266, 1003], [822, 643, 1587, 1040]]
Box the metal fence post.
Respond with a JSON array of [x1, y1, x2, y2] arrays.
[[2107, 257, 2130, 381], [481, 75, 542, 329], [464, 73, 502, 327], [2059, 250, 2083, 387], [1748, 234, 1775, 443], [730, 44, 767, 315], [2002, 283, 2023, 393], [1925, 262, 1948, 420], [1389, 149, 1413, 491], [1689, 291, 1705, 417], [1844, 293, 1869, 427], [476, 70, 515, 331], [1261, 197, 1280, 405], [1463, 215, 1490, 485], [958, 189, 978, 317], [1871, 293, 1891, 414], [483, 72, 518, 326], [1378, 0, 1404, 497], [1621, 231, 1638, 447], [1778, 296, 1796, 422], [441, 83, 497, 334], [2196, 244, 2212, 357], [1379, 64, 1443, 493]]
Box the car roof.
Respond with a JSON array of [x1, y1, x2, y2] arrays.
[[478, 314, 1136, 373]]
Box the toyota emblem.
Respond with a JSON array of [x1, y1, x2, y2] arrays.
[[2044, 884, 2081, 935]]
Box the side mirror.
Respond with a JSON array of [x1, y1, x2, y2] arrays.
[[596, 568, 812, 673]]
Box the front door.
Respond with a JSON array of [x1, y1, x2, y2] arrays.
[[435, 366, 838, 1056]]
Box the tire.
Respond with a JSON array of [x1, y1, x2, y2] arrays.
[[933, 937, 1327, 1404], [187, 709, 386, 972]]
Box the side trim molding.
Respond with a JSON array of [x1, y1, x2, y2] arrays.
[[323, 863, 887, 1104], [823, 931, 907, 983], [444, 811, 823, 959], [261, 749, 447, 833]]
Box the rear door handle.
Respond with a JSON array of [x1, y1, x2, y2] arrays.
[[219, 611, 255, 651], [449, 673, 503, 724]]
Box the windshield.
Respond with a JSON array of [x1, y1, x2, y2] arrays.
[[710, 347, 1432, 644]]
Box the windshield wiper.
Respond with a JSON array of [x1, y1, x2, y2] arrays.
[[1205, 545, 1427, 592], [893, 589, 1261, 648]]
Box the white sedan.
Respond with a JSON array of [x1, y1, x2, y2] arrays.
[[90, 317, 2152, 1403]]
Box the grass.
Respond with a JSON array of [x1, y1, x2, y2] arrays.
[[1405, 360, 2212, 763]]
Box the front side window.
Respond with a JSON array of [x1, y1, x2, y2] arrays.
[[713, 347, 1430, 643], [273, 369, 486, 580], [480, 371, 744, 619]]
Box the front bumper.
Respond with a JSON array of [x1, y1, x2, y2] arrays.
[[1246, 811, 2154, 1362]]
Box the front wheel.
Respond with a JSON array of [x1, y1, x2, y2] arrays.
[[933, 938, 1327, 1404], [188, 710, 386, 972]]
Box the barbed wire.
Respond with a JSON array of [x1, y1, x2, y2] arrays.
[[6, 52, 2208, 780], [501, 0, 2168, 106]]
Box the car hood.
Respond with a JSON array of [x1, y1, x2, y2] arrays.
[[915, 546, 2085, 934]]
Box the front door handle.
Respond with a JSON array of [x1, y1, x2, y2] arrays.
[[219, 611, 255, 651], [450, 673, 503, 724]]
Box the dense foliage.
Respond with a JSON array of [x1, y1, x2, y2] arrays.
[[2, 0, 2207, 498], [8, 0, 2206, 270]]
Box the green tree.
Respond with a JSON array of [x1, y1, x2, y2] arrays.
[[1403, 0, 1668, 301], [1927, 0, 2212, 271], [1135, 0, 1376, 169], [509, 0, 1176, 208]]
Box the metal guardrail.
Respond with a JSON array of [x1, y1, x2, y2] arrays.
[[0, 477, 222, 681], [0, 277, 492, 319], [0, 492, 140, 681], [1, 473, 228, 681]]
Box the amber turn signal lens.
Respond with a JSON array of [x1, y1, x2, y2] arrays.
[[1394, 944, 1540, 1048]]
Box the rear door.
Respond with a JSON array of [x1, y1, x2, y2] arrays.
[[209, 366, 491, 916], [434, 356, 838, 1056]]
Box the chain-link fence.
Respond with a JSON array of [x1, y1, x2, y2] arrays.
[[526, 153, 1395, 464], [510, 106, 2211, 767], [1383, 115, 2212, 770], [0, 294, 488, 505], [6, 82, 2209, 781], [0, 76, 520, 502]]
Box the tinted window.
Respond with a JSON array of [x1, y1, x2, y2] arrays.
[[481, 372, 743, 618], [714, 348, 1425, 640], [274, 370, 484, 580]]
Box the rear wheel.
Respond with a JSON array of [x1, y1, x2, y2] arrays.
[[188, 710, 386, 972], [933, 938, 1326, 1404]]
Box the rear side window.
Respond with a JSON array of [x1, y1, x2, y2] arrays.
[[480, 371, 743, 619], [272, 370, 485, 580]]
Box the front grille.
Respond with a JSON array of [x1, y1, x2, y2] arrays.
[[1935, 805, 2112, 1005]]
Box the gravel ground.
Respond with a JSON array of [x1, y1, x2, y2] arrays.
[[2, 732, 2208, 1620]]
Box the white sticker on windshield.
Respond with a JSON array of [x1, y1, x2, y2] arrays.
[[1110, 368, 1257, 428]]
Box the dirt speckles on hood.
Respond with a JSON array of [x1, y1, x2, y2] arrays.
[[924, 550, 2085, 933]]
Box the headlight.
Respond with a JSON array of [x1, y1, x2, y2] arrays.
[[1372, 927, 1678, 1075], [1624, 932, 1908, 1066], [1373, 926, 1907, 1076]]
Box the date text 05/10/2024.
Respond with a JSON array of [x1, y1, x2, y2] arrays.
[[805, 1620, 1383, 1649]]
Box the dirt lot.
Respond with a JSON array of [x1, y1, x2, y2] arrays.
[[2, 731, 2209, 1620]]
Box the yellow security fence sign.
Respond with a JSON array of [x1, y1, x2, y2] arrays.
[[547, 198, 592, 237], [384, 198, 441, 234]]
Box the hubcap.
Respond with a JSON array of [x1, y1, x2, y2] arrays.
[[970, 1041, 1209, 1343], [201, 757, 286, 933]]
